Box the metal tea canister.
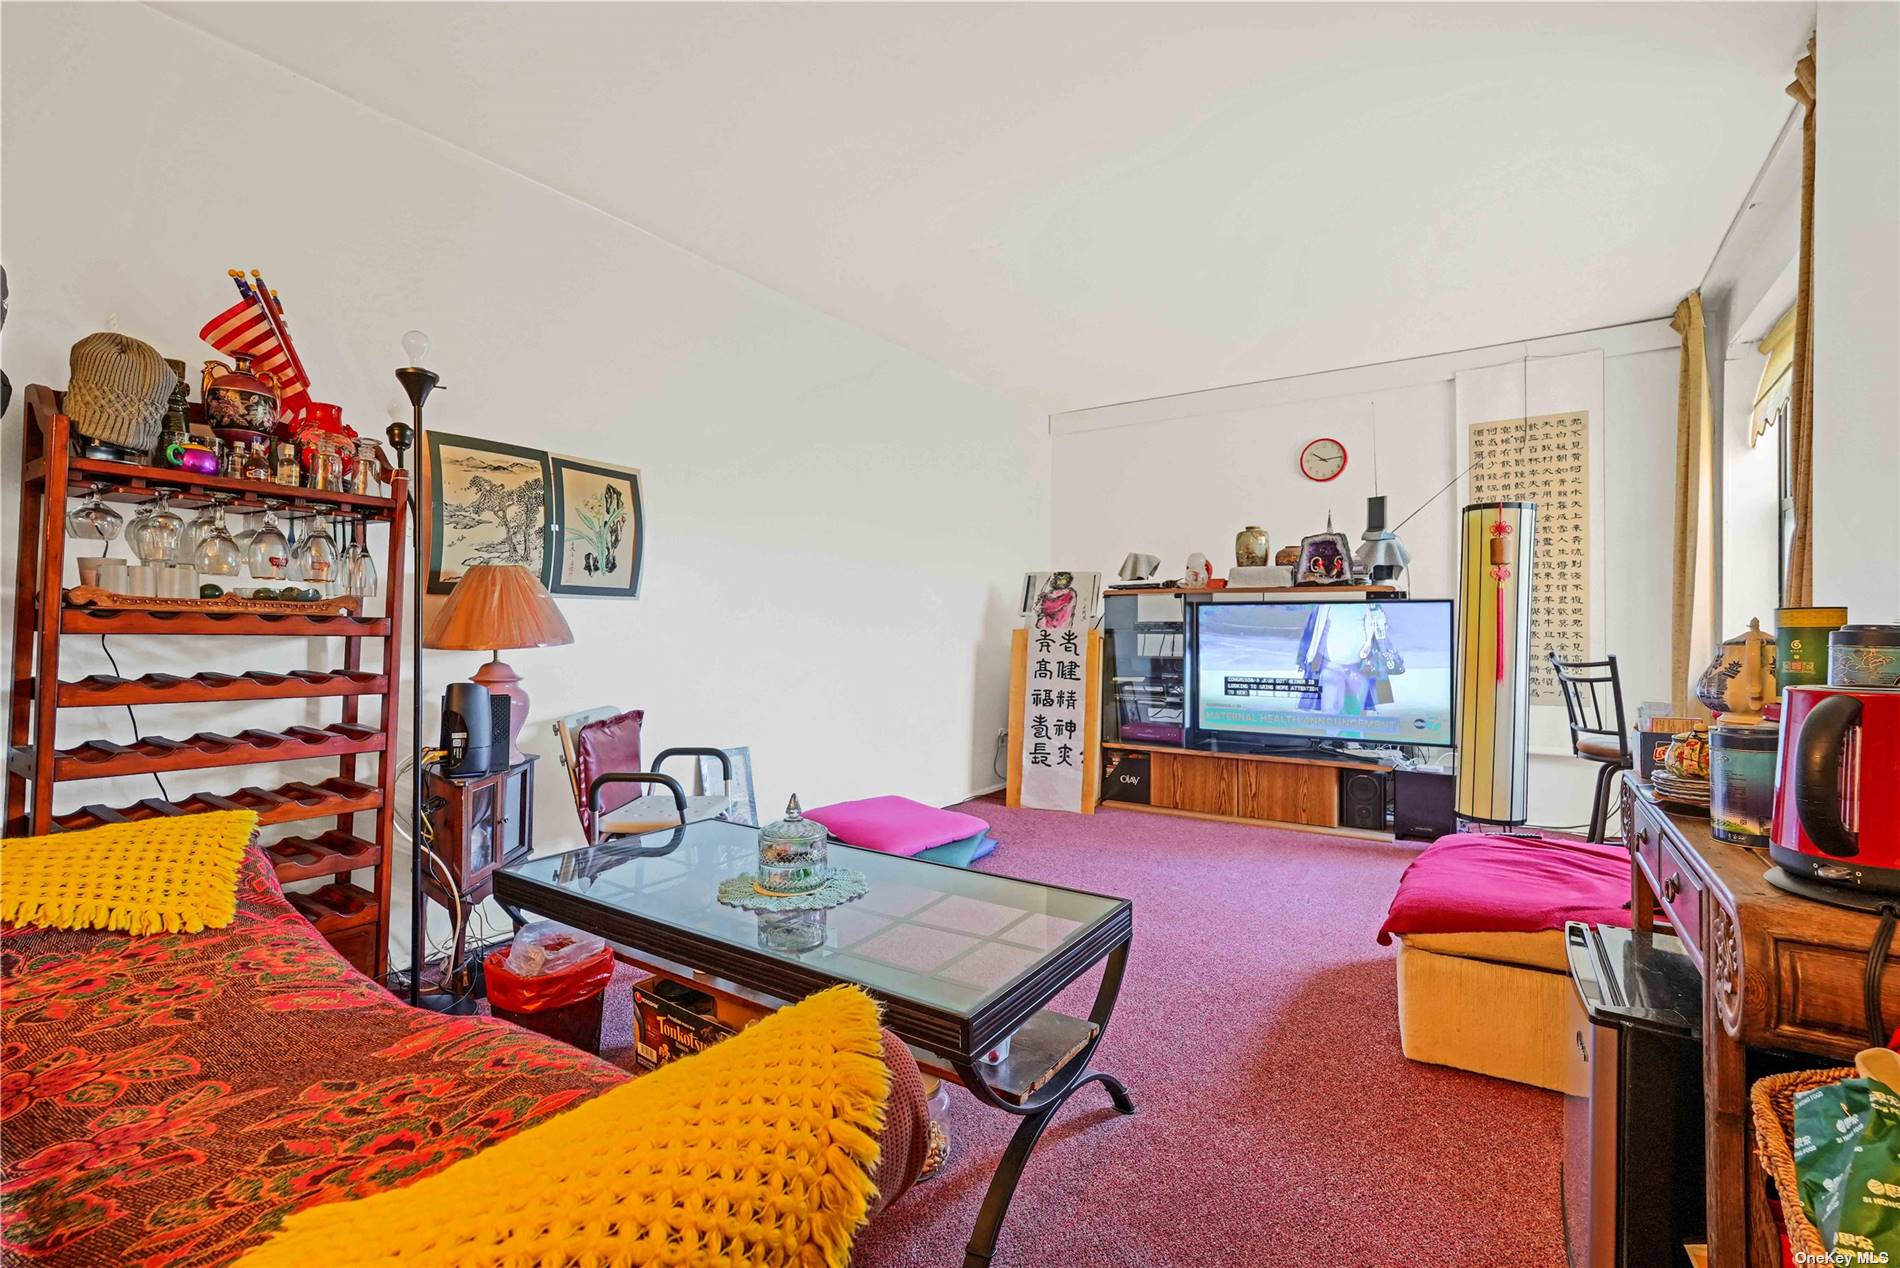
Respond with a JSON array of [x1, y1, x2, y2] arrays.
[[756, 795, 828, 896], [1775, 606, 1848, 691], [1829, 623, 1900, 688], [1709, 720, 1778, 846]]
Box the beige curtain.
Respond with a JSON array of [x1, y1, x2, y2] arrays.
[[1670, 292, 1716, 712], [1785, 35, 1817, 605]]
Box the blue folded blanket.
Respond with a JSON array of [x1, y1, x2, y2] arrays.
[[915, 831, 998, 868]]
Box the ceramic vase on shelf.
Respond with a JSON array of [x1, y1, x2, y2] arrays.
[[1695, 618, 1779, 724], [1234, 526, 1271, 569]]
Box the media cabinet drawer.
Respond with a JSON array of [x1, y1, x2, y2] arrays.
[[1238, 762, 1338, 826], [1149, 753, 1239, 816]]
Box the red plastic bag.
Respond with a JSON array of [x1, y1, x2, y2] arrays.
[[485, 944, 614, 1014]]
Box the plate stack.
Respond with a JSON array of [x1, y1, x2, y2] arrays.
[[1651, 770, 1711, 812]]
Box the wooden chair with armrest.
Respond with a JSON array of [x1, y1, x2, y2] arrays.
[[1547, 652, 1632, 843], [553, 707, 734, 844]]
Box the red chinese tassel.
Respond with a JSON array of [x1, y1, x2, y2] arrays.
[[1488, 519, 1515, 683]]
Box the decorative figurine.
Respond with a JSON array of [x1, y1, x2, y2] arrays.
[[1183, 553, 1214, 588], [755, 796, 829, 897], [1295, 515, 1356, 585]]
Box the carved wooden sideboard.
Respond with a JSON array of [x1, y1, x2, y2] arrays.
[[1622, 778, 1900, 1268]]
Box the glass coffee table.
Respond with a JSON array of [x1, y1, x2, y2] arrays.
[[494, 817, 1134, 1267]]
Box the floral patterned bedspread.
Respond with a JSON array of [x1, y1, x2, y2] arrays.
[[0, 851, 625, 1267]]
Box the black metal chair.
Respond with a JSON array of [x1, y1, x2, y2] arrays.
[[1548, 652, 1632, 843]]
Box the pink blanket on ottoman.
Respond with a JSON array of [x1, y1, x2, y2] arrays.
[[1376, 833, 1633, 944]]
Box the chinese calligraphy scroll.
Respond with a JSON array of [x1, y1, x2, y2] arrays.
[[1009, 571, 1103, 813], [1467, 412, 1591, 702]]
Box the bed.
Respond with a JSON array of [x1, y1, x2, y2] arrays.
[[1, 848, 924, 1266]]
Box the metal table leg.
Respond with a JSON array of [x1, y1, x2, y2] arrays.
[[953, 939, 1134, 1268]]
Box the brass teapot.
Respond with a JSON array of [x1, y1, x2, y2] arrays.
[[1695, 618, 1779, 724], [202, 354, 279, 436]]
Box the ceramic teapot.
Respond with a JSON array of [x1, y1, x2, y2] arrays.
[[202, 354, 279, 436], [1695, 618, 1779, 723]]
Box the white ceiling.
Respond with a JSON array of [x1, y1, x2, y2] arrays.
[[160, 1, 1813, 413]]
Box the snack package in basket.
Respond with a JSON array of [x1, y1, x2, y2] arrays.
[[1792, 1070, 1900, 1258]]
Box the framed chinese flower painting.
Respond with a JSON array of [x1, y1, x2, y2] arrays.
[[549, 454, 643, 598]]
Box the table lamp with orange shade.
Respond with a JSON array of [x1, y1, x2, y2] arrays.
[[424, 564, 574, 764]]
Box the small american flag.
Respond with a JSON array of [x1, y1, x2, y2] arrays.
[[198, 270, 311, 414]]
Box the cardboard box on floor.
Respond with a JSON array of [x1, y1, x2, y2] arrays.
[[632, 974, 771, 1069]]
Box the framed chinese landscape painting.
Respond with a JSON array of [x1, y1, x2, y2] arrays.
[[549, 455, 643, 598], [423, 431, 554, 595]]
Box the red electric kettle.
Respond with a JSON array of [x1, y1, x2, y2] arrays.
[[1770, 684, 1900, 894]]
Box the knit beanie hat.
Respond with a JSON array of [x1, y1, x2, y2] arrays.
[[66, 332, 177, 453]]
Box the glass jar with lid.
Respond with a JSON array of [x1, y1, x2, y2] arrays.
[[756, 796, 828, 896]]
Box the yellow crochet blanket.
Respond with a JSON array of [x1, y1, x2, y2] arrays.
[[237, 984, 891, 1268], [0, 810, 255, 934]]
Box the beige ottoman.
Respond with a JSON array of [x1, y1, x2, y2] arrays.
[[1395, 929, 1589, 1097]]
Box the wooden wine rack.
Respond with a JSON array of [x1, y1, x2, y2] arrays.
[[6, 386, 409, 978]]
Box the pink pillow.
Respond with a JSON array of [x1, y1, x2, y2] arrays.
[[804, 796, 989, 858]]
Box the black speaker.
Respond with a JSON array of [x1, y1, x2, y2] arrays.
[[487, 696, 512, 772], [440, 682, 492, 777], [1339, 769, 1390, 831], [1393, 767, 1456, 841]]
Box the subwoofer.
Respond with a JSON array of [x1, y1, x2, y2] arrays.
[[1339, 769, 1390, 831]]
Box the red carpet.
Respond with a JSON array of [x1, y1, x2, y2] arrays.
[[531, 800, 1565, 1265], [854, 799, 1564, 1268]]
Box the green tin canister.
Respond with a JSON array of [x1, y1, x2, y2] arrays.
[[1709, 721, 1779, 846], [1775, 606, 1848, 692]]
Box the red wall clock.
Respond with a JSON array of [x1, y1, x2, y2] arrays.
[[1299, 437, 1348, 482]]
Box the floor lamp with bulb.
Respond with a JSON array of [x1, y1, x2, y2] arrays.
[[389, 329, 443, 1008]]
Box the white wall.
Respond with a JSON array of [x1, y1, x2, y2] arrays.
[[1, 6, 1049, 957], [1051, 322, 1680, 827], [1811, 2, 1900, 621]]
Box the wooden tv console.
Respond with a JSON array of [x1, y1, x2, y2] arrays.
[[1097, 740, 1392, 840]]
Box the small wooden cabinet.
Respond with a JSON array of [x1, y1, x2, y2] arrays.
[[421, 756, 536, 907]]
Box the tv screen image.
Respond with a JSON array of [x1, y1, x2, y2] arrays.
[[1193, 599, 1455, 748]]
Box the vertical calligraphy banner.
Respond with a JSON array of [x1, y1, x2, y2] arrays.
[[1456, 349, 1605, 752], [1466, 412, 1592, 702], [1010, 571, 1103, 813]]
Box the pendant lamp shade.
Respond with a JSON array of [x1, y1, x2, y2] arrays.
[[424, 564, 573, 651], [1454, 502, 1536, 826]]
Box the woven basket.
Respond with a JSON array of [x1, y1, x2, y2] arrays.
[[1750, 1066, 1857, 1261]]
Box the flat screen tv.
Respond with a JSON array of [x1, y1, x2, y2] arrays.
[[1191, 598, 1455, 749]]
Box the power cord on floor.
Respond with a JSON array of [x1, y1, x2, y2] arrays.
[[99, 635, 168, 801]]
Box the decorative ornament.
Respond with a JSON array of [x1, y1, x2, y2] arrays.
[[717, 866, 868, 913]]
